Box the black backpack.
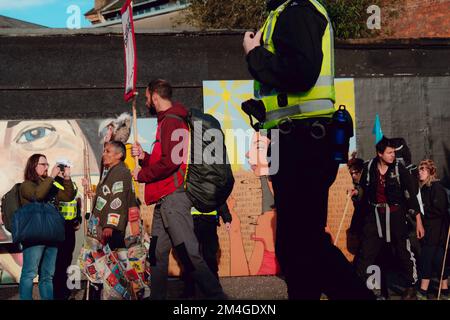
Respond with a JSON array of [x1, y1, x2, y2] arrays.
[[167, 109, 235, 213], [391, 137, 416, 175], [1, 183, 22, 232]]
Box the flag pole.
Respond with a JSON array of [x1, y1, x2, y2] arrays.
[[82, 138, 91, 300], [437, 226, 450, 300], [132, 92, 139, 168], [334, 192, 352, 246]]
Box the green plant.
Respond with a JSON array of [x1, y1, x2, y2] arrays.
[[181, 0, 388, 39], [181, 0, 267, 30], [318, 0, 382, 39]]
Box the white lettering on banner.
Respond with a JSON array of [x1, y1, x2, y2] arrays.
[[121, 0, 136, 101]]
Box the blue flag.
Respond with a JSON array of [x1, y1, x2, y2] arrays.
[[372, 114, 383, 144]]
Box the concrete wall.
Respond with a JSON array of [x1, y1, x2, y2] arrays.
[[355, 77, 450, 186], [1, 30, 449, 184]]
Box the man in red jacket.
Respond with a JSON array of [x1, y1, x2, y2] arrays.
[[132, 79, 226, 300]]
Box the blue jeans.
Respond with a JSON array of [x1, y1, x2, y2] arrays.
[[19, 245, 58, 300]]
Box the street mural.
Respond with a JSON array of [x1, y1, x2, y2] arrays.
[[0, 79, 357, 283]]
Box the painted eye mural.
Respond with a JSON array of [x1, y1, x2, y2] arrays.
[[15, 125, 58, 150]]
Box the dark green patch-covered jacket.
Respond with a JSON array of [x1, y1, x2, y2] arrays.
[[92, 162, 137, 233]]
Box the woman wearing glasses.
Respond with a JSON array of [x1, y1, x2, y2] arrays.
[[18, 154, 75, 300]]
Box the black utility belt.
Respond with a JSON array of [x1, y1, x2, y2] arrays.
[[275, 117, 332, 137]]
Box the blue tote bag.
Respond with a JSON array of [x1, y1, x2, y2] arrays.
[[12, 202, 65, 244]]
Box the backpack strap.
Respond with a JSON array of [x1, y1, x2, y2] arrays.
[[164, 114, 189, 187], [395, 161, 400, 186], [164, 113, 186, 123], [366, 159, 374, 187]]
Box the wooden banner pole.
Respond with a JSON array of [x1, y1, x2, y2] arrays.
[[334, 193, 352, 246]]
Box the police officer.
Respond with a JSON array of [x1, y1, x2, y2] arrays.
[[51, 162, 81, 300], [242, 0, 374, 299]]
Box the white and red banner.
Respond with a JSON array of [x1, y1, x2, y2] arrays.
[[121, 0, 137, 102]]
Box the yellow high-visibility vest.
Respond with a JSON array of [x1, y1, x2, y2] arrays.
[[254, 0, 336, 129], [53, 181, 78, 221], [191, 208, 218, 216]]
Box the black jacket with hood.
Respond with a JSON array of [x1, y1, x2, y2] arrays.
[[358, 157, 421, 217]]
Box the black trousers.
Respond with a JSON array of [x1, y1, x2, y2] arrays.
[[270, 119, 374, 300], [419, 245, 449, 279], [53, 220, 77, 300], [183, 217, 220, 296], [355, 209, 418, 288]]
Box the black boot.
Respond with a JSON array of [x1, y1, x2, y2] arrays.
[[401, 287, 417, 300]]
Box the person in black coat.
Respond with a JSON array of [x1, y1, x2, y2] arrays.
[[354, 137, 425, 300], [416, 159, 450, 300]]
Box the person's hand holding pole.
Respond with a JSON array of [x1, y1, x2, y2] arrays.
[[131, 142, 145, 160]]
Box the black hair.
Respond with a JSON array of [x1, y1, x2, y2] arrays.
[[347, 151, 364, 172], [375, 136, 395, 154], [147, 79, 172, 100]]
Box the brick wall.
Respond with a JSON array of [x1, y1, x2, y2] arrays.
[[381, 0, 450, 38]]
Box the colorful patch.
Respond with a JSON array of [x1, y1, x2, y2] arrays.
[[130, 260, 145, 273], [126, 269, 140, 281], [87, 265, 97, 276], [114, 283, 126, 296], [87, 216, 99, 238], [92, 250, 105, 260], [107, 213, 120, 227], [102, 185, 111, 196], [110, 198, 122, 210], [95, 197, 107, 211], [123, 292, 131, 300], [107, 273, 119, 287], [112, 181, 124, 194]]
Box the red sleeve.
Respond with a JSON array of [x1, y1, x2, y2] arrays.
[[137, 118, 188, 183], [139, 152, 151, 168]]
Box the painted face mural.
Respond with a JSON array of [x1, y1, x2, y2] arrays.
[[0, 120, 100, 283]]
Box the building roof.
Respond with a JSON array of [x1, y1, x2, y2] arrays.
[[0, 15, 46, 29], [103, 0, 155, 13]]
